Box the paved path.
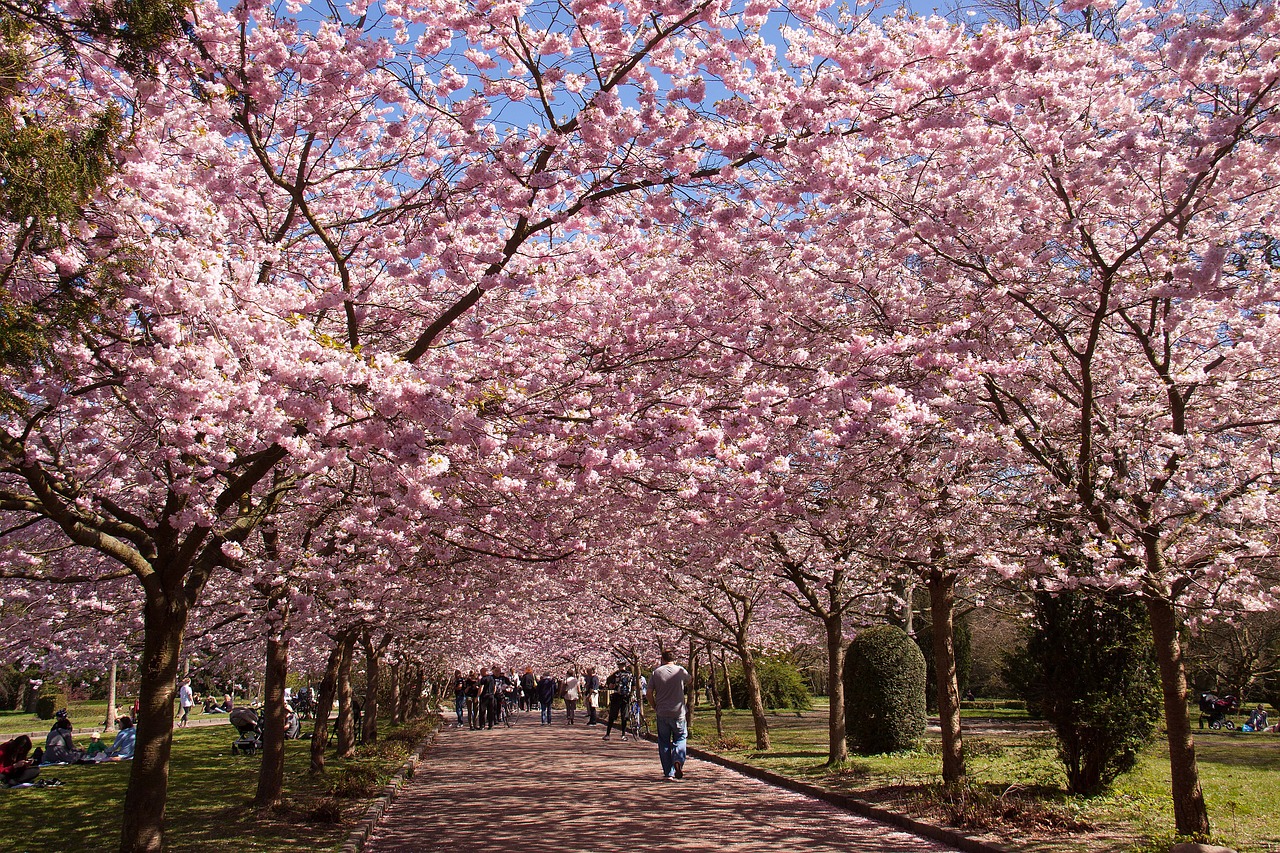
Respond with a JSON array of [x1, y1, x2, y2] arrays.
[[367, 713, 955, 853]]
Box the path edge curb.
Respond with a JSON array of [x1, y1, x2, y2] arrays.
[[338, 722, 441, 853], [677, 739, 1014, 853]]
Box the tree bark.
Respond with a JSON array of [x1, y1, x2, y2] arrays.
[[1148, 595, 1211, 836], [253, 611, 290, 809], [687, 638, 698, 725], [361, 636, 381, 744], [104, 657, 118, 731], [388, 662, 402, 726], [310, 639, 344, 774], [825, 613, 848, 765], [927, 570, 965, 786], [119, 593, 187, 853], [408, 665, 425, 719], [707, 642, 723, 738], [334, 634, 356, 758], [720, 650, 734, 711], [739, 645, 771, 750]]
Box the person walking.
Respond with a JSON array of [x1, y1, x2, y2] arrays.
[[477, 667, 498, 730], [465, 670, 481, 730], [536, 672, 557, 725], [650, 650, 691, 781], [584, 666, 601, 726], [562, 669, 582, 725], [452, 670, 466, 727], [519, 667, 537, 711], [178, 678, 194, 728], [601, 663, 633, 741]]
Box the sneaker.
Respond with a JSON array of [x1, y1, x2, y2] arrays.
[[602, 734, 610, 741], [674, 762, 684, 779], [621, 735, 629, 742]]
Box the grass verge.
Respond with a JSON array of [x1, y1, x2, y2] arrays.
[[687, 700, 1280, 853], [0, 716, 437, 853]]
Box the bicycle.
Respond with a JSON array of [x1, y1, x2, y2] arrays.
[[628, 696, 650, 739]]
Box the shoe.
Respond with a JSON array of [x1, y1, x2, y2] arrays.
[[664, 774, 675, 781], [674, 762, 684, 779], [602, 734, 610, 741], [621, 735, 629, 742]]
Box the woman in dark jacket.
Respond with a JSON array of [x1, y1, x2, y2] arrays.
[[44, 712, 85, 764]]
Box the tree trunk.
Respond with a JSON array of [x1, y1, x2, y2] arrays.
[[104, 657, 118, 731], [408, 665, 425, 719], [361, 637, 381, 745], [334, 635, 356, 758], [687, 638, 698, 725], [118, 594, 187, 853], [396, 662, 414, 722], [707, 642, 723, 737], [739, 645, 771, 751], [825, 613, 848, 765], [927, 570, 965, 786], [388, 663, 402, 726], [253, 615, 290, 809], [1148, 595, 1211, 836], [310, 639, 343, 775], [720, 650, 734, 711]]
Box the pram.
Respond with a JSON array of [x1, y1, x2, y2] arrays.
[[229, 707, 263, 755], [1198, 692, 1239, 729]]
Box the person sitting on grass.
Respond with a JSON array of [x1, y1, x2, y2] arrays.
[[0, 735, 40, 787], [43, 710, 86, 764], [85, 732, 108, 761], [1245, 705, 1269, 732], [104, 717, 137, 761]]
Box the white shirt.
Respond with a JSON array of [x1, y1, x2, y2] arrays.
[[563, 676, 581, 701], [179, 684, 194, 708]]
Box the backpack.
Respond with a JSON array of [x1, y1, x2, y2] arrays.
[[616, 671, 633, 701]]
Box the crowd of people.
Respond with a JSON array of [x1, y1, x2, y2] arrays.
[[450, 651, 693, 781], [1, 708, 137, 788]]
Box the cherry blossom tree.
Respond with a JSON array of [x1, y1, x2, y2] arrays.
[[815, 3, 1280, 832]]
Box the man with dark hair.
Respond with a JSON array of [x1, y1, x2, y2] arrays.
[[477, 667, 497, 730], [650, 650, 691, 781]]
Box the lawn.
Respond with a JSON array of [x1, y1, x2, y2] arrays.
[[0, 701, 119, 737], [0, 719, 435, 853], [686, 700, 1280, 853]]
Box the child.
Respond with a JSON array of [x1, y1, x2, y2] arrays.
[[86, 732, 108, 760]]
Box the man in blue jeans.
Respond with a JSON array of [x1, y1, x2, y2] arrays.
[[649, 650, 691, 780]]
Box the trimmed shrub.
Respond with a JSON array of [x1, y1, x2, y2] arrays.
[[844, 625, 927, 755], [719, 655, 813, 711], [34, 693, 67, 720], [1002, 589, 1161, 796]]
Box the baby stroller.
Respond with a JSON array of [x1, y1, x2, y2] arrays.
[[1198, 692, 1239, 729], [229, 707, 263, 755]]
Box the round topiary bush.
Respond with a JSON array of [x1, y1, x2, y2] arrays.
[[34, 693, 67, 720], [844, 625, 927, 755]]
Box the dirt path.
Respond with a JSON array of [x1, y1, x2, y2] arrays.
[[366, 713, 958, 852]]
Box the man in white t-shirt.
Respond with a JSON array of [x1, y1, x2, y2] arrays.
[[178, 678, 194, 728], [649, 650, 691, 780]]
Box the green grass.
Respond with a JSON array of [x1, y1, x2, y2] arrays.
[[686, 699, 1280, 853], [0, 701, 116, 737], [0, 719, 435, 853]]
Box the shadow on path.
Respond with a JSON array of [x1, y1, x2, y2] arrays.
[[367, 713, 956, 852]]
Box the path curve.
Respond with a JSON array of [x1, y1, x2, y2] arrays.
[[366, 712, 956, 853]]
